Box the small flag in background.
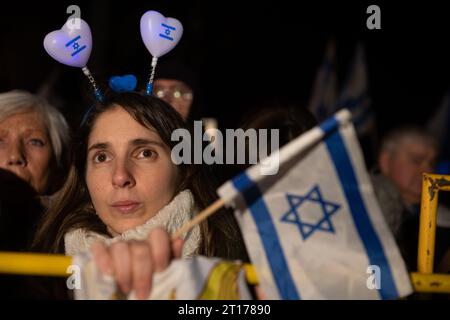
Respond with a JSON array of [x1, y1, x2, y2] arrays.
[[308, 42, 375, 138], [337, 44, 374, 137], [427, 89, 450, 169], [217, 109, 412, 299], [307, 40, 338, 122]]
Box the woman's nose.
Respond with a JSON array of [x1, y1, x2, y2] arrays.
[[112, 161, 136, 188], [6, 143, 26, 167]]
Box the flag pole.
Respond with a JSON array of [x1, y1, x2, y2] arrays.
[[171, 198, 225, 240]]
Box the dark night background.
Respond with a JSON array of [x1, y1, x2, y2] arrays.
[[0, 0, 449, 160]]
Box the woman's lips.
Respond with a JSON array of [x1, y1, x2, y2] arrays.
[[111, 201, 142, 214]]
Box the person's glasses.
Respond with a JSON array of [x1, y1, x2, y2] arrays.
[[153, 87, 193, 101]]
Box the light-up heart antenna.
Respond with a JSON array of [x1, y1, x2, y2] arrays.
[[140, 11, 184, 95], [43, 17, 104, 102]]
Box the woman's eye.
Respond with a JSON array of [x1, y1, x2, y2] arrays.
[[28, 139, 45, 147], [137, 149, 156, 159], [94, 153, 110, 163]]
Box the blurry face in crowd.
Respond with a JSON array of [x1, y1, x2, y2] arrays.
[[153, 79, 193, 120], [379, 140, 436, 206], [0, 111, 52, 194], [85, 106, 179, 235]]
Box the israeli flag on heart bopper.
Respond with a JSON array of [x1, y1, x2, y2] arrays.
[[217, 109, 413, 299]]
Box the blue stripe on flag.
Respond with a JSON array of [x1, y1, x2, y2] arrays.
[[321, 117, 399, 299], [232, 173, 301, 300], [319, 114, 341, 136]]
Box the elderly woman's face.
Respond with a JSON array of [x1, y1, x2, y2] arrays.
[[0, 111, 52, 194], [153, 79, 193, 120], [85, 106, 179, 236]]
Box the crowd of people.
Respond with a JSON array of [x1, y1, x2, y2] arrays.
[[0, 59, 449, 300]]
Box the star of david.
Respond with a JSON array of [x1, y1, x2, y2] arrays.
[[280, 185, 341, 241]]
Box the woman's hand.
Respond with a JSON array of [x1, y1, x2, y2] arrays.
[[90, 227, 184, 299]]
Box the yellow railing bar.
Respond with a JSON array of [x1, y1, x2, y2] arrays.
[[0, 251, 260, 285], [0, 252, 72, 277], [410, 272, 450, 294], [2, 252, 450, 293]]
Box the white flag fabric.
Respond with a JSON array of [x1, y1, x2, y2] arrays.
[[217, 109, 412, 300], [73, 254, 252, 300]]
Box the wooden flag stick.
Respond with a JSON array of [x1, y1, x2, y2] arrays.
[[171, 198, 225, 240]]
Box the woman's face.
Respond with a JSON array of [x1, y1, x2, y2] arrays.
[[0, 110, 52, 194], [153, 79, 193, 120], [86, 106, 179, 235]]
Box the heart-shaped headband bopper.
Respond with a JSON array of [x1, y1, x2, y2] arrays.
[[140, 10, 184, 95], [44, 17, 104, 102]]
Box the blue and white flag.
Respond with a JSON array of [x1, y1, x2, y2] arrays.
[[337, 44, 374, 137], [217, 109, 412, 300], [307, 40, 338, 122], [427, 89, 450, 163]]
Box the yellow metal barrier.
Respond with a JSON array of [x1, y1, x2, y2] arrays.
[[410, 272, 450, 294], [0, 252, 71, 277], [0, 251, 260, 285], [415, 173, 450, 293]]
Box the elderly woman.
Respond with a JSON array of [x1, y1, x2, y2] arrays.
[[0, 90, 70, 198], [0, 90, 70, 298]]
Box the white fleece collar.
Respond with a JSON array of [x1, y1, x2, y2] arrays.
[[64, 190, 200, 257]]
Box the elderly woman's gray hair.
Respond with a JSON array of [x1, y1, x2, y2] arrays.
[[0, 90, 70, 166], [379, 126, 438, 155]]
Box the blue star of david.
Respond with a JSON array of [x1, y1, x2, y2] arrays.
[[280, 185, 341, 241]]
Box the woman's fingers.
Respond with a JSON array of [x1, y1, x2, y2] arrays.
[[110, 241, 132, 294], [172, 237, 184, 259], [130, 240, 153, 299], [90, 228, 181, 299], [91, 241, 113, 276], [148, 227, 171, 272]]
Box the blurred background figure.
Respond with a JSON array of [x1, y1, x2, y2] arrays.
[[0, 89, 71, 297], [153, 59, 197, 121], [0, 90, 70, 201], [371, 126, 450, 272], [0, 169, 45, 298], [374, 126, 437, 223], [214, 102, 318, 185]]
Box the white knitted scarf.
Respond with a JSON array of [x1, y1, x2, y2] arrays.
[[64, 190, 200, 258]]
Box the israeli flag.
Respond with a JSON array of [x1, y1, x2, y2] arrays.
[[307, 40, 338, 122], [337, 44, 374, 137], [218, 109, 412, 299], [427, 89, 450, 162]]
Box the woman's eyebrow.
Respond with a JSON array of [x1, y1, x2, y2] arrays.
[[87, 142, 110, 153], [130, 138, 165, 148], [22, 129, 47, 136]]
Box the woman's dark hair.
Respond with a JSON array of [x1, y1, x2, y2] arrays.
[[32, 92, 248, 262]]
